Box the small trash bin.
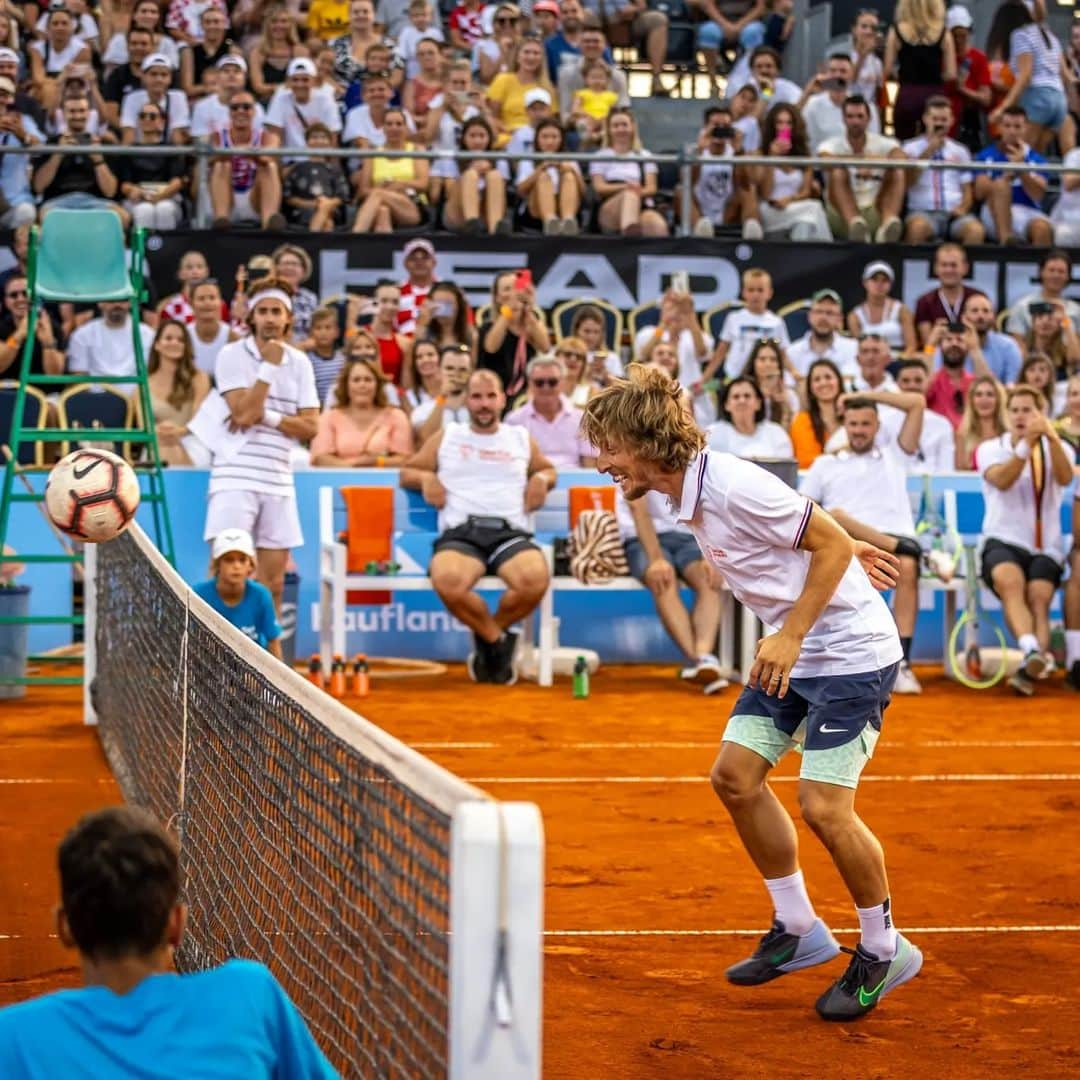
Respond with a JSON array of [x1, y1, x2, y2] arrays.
[[280, 572, 299, 668], [0, 585, 30, 700]]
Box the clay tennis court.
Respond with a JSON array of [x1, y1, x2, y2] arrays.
[[3, 663, 1078, 1077]]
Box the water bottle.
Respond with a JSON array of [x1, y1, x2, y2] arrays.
[[330, 654, 346, 697], [352, 654, 370, 697], [572, 655, 589, 699], [307, 654, 323, 688]]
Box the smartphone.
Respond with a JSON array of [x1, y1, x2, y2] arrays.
[[433, 300, 454, 318], [945, 321, 967, 334], [776, 122, 792, 148], [514, 268, 533, 292], [671, 270, 690, 294]]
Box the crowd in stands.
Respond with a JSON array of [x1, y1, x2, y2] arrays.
[[0, 0, 1073, 240]]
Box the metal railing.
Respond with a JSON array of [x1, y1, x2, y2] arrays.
[[9, 141, 1076, 236]]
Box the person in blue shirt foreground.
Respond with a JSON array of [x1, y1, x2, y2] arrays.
[[195, 527, 284, 658], [0, 805, 337, 1078]]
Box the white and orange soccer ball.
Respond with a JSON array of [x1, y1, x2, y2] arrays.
[[44, 448, 140, 542]]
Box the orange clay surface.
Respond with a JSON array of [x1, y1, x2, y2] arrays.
[[2, 664, 1079, 1078]]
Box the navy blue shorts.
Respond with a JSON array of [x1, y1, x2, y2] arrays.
[[625, 531, 703, 582], [728, 662, 900, 753]]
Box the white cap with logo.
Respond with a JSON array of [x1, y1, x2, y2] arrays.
[[212, 528, 256, 561]]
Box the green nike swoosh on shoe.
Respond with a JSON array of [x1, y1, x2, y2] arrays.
[[857, 976, 888, 1007]]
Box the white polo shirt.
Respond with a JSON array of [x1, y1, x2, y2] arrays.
[[210, 339, 319, 498], [800, 441, 917, 537], [67, 317, 157, 396], [675, 452, 902, 677], [265, 88, 342, 153], [975, 434, 1066, 558]]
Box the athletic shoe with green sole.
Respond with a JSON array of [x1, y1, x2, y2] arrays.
[[815, 934, 923, 1021], [725, 918, 840, 986]]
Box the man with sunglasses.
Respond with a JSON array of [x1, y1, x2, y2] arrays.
[[120, 53, 190, 145], [506, 353, 596, 467], [0, 274, 64, 389], [191, 55, 266, 141], [209, 89, 285, 229]]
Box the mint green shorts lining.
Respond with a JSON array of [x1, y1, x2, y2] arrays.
[[722, 713, 880, 789]]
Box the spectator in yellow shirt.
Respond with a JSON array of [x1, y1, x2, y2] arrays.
[[306, 0, 351, 44], [485, 37, 556, 145], [570, 58, 619, 145]]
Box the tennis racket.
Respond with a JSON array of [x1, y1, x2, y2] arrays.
[[946, 545, 1008, 690], [914, 474, 962, 583]]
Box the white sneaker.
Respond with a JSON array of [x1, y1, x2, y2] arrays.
[[741, 219, 764, 240], [925, 549, 956, 583], [680, 654, 722, 682], [893, 663, 922, 694], [703, 675, 731, 695], [693, 217, 715, 238], [848, 216, 871, 243], [1023, 650, 1048, 680]]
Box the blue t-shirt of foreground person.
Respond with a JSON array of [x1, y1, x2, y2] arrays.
[[0, 806, 338, 1079]]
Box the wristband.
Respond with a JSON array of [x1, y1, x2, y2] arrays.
[[435, 395, 446, 406], [653, 326, 663, 340], [257, 361, 278, 384], [5, 335, 16, 348], [1014, 439, 1031, 460], [923, 344, 935, 355], [262, 408, 283, 429], [499, 305, 513, 319], [376, 455, 386, 467]]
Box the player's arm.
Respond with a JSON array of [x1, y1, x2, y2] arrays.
[[399, 430, 447, 507], [752, 504, 897, 697], [525, 438, 556, 510], [983, 442, 1030, 491], [278, 407, 319, 442]]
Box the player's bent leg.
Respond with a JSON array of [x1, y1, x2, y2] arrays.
[[713, 729, 841, 986], [430, 549, 498, 683], [490, 545, 549, 685]]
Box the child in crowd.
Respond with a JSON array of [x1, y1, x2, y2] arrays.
[[571, 59, 618, 144], [195, 529, 283, 659], [702, 268, 791, 381], [282, 122, 351, 230], [307, 306, 347, 406], [396, 0, 445, 79]]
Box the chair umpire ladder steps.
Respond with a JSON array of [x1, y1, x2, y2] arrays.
[[0, 210, 175, 688]]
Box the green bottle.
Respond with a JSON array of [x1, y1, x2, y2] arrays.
[[572, 656, 589, 699]]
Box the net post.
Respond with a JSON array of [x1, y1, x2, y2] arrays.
[[82, 541, 97, 725], [449, 800, 543, 1080]]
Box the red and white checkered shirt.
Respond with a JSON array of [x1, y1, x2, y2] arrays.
[[396, 280, 433, 336], [165, 0, 227, 39], [448, 4, 484, 46]]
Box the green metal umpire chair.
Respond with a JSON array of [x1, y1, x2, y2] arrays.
[[0, 211, 175, 687]]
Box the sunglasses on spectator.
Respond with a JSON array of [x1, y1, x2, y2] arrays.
[[530, 377, 560, 388], [520, 30, 543, 40], [139, 111, 162, 120], [495, 15, 517, 23], [756, 337, 782, 346], [350, 350, 378, 361], [859, 332, 886, 342], [557, 349, 585, 360], [5, 289, 27, 299], [229, 102, 254, 111]]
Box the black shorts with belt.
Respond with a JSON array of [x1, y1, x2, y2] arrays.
[[432, 516, 540, 573]]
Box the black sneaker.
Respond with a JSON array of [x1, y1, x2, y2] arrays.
[[1067, 661, 1080, 692], [725, 918, 839, 986], [466, 632, 492, 683], [1008, 669, 1035, 696], [489, 630, 519, 686], [815, 935, 922, 1022]]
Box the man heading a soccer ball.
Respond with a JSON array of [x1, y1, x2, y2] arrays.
[[581, 365, 923, 1022], [203, 276, 319, 615]]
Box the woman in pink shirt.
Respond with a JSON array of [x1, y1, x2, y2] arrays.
[[309, 356, 414, 466]]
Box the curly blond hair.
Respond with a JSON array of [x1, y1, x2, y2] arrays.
[[581, 364, 705, 473]]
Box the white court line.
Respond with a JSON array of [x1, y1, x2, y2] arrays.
[[421, 740, 1080, 751], [465, 773, 1080, 784], [544, 924, 1080, 938]]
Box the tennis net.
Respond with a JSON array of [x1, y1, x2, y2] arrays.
[[84, 523, 542, 1079]]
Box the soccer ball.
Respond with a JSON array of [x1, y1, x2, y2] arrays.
[[45, 449, 140, 542]]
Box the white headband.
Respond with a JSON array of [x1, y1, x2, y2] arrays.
[[248, 287, 293, 312]]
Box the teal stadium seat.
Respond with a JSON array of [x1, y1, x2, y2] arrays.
[[35, 211, 135, 303]]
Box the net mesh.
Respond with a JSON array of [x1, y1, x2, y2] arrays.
[[91, 526, 486, 1077]]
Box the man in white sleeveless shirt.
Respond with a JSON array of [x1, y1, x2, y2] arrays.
[[582, 366, 923, 1024], [401, 369, 556, 684], [187, 278, 235, 378], [204, 276, 319, 615]]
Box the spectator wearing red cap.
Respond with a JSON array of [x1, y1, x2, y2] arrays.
[[534, 0, 562, 40], [397, 239, 439, 335]]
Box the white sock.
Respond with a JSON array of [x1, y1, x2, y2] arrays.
[[856, 898, 897, 960], [764, 870, 816, 936], [1066, 630, 1080, 666], [1018, 633, 1039, 656]]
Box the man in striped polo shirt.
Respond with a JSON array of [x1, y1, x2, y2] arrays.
[[204, 276, 319, 614]]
